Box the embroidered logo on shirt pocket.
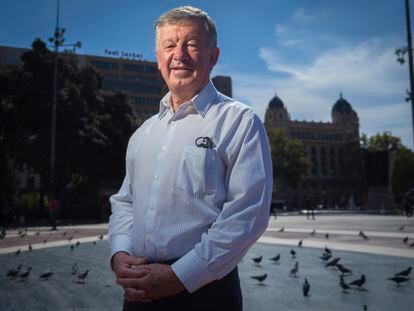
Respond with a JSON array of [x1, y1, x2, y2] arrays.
[[177, 146, 217, 195]]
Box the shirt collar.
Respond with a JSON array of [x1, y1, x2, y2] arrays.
[[158, 80, 218, 119]]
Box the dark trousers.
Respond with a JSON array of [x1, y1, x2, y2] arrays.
[[123, 267, 242, 311]]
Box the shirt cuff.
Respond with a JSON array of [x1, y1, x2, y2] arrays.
[[171, 249, 216, 293], [109, 234, 132, 258]]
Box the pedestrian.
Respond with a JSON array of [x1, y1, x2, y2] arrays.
[[306, 195, 315, 220], [403, 192, 413, 217], [108, 6, 273, 311], [47, 196, 60, 231]]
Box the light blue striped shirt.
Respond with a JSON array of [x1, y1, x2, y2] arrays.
[[109, 80, 273, 293]]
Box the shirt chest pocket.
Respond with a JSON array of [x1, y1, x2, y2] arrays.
[[177, 146, 217, 196]]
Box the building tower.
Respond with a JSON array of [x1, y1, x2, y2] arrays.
[[331, 93, 360, 141], [264, 93, 289, 129]]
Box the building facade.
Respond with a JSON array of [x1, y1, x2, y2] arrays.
[[265, 93, 363, 210], [0, 45, 167, 124]]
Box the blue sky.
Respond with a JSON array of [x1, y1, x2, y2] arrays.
[[1, 0, 413, 149]]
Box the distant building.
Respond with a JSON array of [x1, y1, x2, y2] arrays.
[[265, 93, 363, 210], [212, 75, 232, 97], [0, 45, 166, 124]]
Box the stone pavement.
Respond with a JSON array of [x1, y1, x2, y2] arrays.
[[0, 214, 413, 310]]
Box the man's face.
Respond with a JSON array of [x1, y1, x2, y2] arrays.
[[156, 19, 219, 100]]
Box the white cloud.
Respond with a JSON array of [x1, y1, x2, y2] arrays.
[[218, 38, 412, 149]]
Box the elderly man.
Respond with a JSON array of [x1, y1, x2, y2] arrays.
[[109, 6, 273, 311]]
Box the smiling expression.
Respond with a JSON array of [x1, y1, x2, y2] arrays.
[[156, 18, 219, 105]]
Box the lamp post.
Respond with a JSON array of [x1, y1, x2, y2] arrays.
[[405, 0, 414, 147], [48, 0, 81, 196]]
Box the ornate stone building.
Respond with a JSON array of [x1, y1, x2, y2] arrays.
[[265, 93, 363, 210]]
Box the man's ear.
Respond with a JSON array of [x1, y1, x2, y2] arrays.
[[209, 47, 220, 68], [155, 49, 161, 70]]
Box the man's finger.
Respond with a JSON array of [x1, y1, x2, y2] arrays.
[[125, 256, 149, 267], [124, 287, 152, 302], [117, 267, 150, 279], [117, 277, 147, 288]]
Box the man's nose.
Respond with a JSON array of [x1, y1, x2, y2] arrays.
[[173, 45, 188, 61]]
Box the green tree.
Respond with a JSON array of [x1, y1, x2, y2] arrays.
[[1, 39, 135, 218], [367, 131, 402, 151], [267, 128, 311, 195]]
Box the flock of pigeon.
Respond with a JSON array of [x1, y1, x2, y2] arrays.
[[247, 226, 413, 310], [2, 228, 105, 285]]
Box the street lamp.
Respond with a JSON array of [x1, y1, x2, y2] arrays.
[[396, 0, 414, 147], [47, 0, 81, 196]]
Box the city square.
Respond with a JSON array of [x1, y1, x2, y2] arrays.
[[1, 213, 413, 310]]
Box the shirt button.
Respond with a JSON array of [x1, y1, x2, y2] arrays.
[[154, 175, 159, 180], [162, 146, 167, 151]]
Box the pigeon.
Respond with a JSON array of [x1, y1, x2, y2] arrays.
[[403, 236, 409, 244], [71, 262, 78, 275], [302, 278, 310, 296], [43, 239, 47, 244], [75, 241, 80, 247], [325, 233, 329, 239], [290, 249, 296, 259], [269, 254, 280, 263], [410, 242, 414, 247], [39, 271, 54, 280], [359, 230, 369, 240], [278, 227, 285, 233], [398, 225, 405, 231], [336, 263, 352, 275], [35, 231, 40, 236], [324, 246, 332, 254], [68, 236, 74, 242], [250, 273, 267, 284], [349, 274, 366, 288], [289, 261, 299, 277], [98, 234, 104, 240], [62, 231, 67, 237], [339, 275, 350, 292], [320, 252, 332, 261], [310, 229, 316, 236], [14, 249, 21, 256], [252, 255, 262, 264], [28, 244, 33, 252], [395, 266, 412, 278], [387, 276, 409, 286], [364, 304, 368, 311], [18, 267, 32, 281], [326, 257, 341, 268], [6, 264, 22, 279], [77, 270, 89, 284], [70, 244, 74, 252], [93, 241, 97, 246], [298, 240, 303, 247]]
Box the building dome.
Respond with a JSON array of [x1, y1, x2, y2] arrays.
[[332, 93, 353, 114], [268, 93, 285, 109]]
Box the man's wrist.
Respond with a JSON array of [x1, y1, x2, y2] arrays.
[[111, 251, 130, 271]]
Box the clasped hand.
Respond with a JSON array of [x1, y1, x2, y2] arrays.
[[112, 252, 186, 302]]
